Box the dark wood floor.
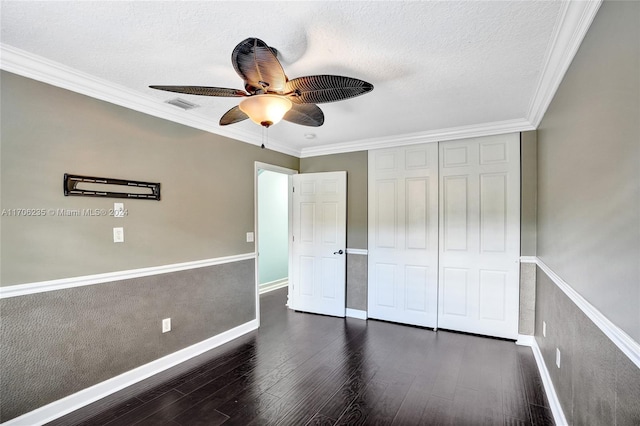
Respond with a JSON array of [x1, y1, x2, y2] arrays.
[[49, 288, 553, 425]]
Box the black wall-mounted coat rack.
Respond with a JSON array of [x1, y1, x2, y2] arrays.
[[64, 174, 161, 200]]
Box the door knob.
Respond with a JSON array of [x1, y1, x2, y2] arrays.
[[333, 249, 344, 255]]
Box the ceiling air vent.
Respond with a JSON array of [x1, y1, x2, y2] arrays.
[[165, 98, 199, 110]]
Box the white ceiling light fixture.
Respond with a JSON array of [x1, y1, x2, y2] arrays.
[[238, 94, 292, 128]]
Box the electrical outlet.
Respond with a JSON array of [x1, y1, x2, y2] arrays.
[[113, 227, 124, 243], [162, 318, 171, 333], [556, 348, 561, 368], [543, 321, 547, 337]]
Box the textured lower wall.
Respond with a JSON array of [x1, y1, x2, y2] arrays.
[[519, 263, 536, 335], [0, 259, 255, 422], [346, 254, 367, 311], [535, 267, 640, 425]]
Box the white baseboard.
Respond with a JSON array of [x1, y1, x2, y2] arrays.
[[346, 308, 367, 320], [518, 336, 568, 426], [259, 278, 288, 294], [2, 319, 259, 426], [515, 334, 536, 346]]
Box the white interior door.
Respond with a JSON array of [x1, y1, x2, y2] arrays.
[[368, 144, 439, 327], [290, 171, 347, 317], [438, 134, 521, 339]]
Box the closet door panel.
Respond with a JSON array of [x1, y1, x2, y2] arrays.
[[368, 143, 439, 327], [438, 134, 520, 339]]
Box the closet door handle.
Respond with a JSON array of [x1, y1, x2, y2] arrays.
[[333, 250, 344, 255]]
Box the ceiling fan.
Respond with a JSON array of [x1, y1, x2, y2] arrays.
[[150, 37, 374, 129]]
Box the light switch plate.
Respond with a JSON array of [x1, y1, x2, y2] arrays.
[[246, 232, 254, 242], [114, 202, 125, 218], [113, 227, 124, 243]]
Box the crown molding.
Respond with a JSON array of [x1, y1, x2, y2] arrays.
[[1, 0, 602, 160], [0, 44, 301, 158], [301, 0, 603, 159], [299, 118, 535, 157], [0, 45, 533, 159], [527, 0, 602, 128]]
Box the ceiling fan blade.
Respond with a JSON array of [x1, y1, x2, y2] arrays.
[[232, 38, 287, 94], [219, 105, 249, 126], [149, 85, 248, 97], [283, 103, 324, 127], [285, 75, 373, 104]]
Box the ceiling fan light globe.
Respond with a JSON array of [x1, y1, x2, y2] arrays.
[[239, 95, 292, 127]]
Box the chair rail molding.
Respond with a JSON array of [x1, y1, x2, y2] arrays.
[[0, 252, 256, 299], [524, 256, 640, 370]]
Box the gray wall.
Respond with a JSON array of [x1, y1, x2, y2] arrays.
[[519, 263, 536, 336], [535, 269, 640, 424], [520, 130, 537, 257], [0, 71, 299, 421], [1, 71, 299, 286], [300, 152, 368, 311], [346, 253, 368, 312], [519, 130, 538, 335], [0, 260, 255, 422], [535, 0, 640, 424], [536, 0, 640, 342]]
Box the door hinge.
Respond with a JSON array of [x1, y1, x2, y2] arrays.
[[292, 186, 295, 193]]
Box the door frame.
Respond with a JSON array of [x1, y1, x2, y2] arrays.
[[254, 162, 298, 327]]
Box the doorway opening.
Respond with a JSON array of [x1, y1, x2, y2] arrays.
[[254, 162, 297, 324]]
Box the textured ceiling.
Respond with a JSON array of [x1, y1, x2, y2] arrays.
[[1, 1, 582, 156]]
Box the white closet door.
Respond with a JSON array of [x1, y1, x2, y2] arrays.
[[368, 143, 439, 327], [438, 134, 520, 339]]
